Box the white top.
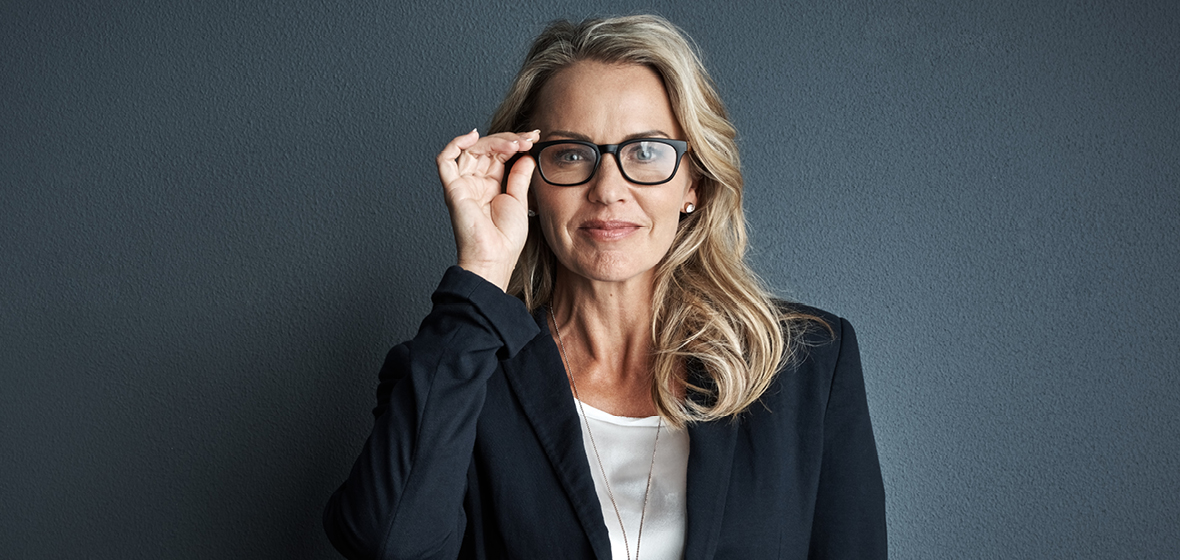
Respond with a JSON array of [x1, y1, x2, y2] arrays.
[[575, 399, 690, 560]]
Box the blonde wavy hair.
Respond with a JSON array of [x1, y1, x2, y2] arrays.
[[490, 15, 817, 427]]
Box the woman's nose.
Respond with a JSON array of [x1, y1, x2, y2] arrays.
[[587, 154, 630, 204]]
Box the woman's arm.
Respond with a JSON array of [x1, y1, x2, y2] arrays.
[[807, 318, 888, 558], [322, 267, 539, 560], [323, 129, 541, 559]]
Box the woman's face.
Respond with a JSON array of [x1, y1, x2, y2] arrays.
[[530, 61, 697, 287]]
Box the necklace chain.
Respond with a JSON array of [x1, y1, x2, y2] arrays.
[[549, 306, 662, 560]]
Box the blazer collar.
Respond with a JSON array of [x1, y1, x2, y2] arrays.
[[502, 308, 740, 560], [501, 308, 613, 560]]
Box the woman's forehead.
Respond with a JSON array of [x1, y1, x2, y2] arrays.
[[532, 61, 683, 141]]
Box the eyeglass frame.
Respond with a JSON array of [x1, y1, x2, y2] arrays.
[[527, 138, 690, 186]]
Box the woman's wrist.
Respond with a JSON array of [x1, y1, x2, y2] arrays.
[[456, 260, 514, 292]]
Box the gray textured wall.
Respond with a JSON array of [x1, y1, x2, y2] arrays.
[[2, 1, 1177, 558]]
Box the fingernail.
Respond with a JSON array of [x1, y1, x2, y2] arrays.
[[471, 128, 478, 134]]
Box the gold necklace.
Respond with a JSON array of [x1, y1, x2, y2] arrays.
[[549, 306, 662, 560]]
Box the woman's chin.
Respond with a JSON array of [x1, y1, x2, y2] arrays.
[[557, 253, 661, 287]]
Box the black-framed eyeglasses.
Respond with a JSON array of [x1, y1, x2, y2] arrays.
[[528, 138, 689, 186]]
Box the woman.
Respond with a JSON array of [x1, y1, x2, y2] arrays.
[[324, 15, 886, 560]]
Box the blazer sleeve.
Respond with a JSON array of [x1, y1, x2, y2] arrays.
[[322, 266, 540, 560], [807, 317, 888, 559]]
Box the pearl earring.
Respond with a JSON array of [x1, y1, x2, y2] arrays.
[[683, 203, 695, 214]]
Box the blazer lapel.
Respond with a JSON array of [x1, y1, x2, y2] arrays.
[[683, 407, 739, 559], [500, 309, 613, 560]]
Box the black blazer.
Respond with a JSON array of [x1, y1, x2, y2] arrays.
[[324, 267, 886, 559]]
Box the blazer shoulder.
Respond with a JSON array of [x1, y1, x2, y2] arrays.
[[765, 300, 866, 416], [772, 298, 849, 351]]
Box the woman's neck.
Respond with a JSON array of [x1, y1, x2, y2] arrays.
[[549, 267, 658, 417]]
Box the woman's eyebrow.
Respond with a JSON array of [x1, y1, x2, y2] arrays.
[[622, 130, 672, 141], [545, 129, 591, 141], [545, 129, 674, 142]]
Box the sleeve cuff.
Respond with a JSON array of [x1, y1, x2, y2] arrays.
[[432, 266, 540, 358]]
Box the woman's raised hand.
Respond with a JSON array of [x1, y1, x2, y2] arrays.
[[437, 129, 540, 291]]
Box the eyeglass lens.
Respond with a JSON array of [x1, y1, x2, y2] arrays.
[[536, 140, 681, 185]]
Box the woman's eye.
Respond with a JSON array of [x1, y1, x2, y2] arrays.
[[557, 151, 584, 162], [548, 146, 595, 165], [625, 142, 664, 163]]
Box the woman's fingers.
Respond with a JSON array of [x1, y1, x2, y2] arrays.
[[464, 135, 524, 159], [504, 154, 535, 205], [437, 129, 480, 186], [438, 130, 540, 187]]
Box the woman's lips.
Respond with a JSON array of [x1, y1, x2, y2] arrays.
[[578, 220, 642, 241]]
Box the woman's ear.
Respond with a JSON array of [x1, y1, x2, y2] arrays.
[[527, 182, 538, 217], [684, 177, 699, 209], [684, 155, 701, 208]]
